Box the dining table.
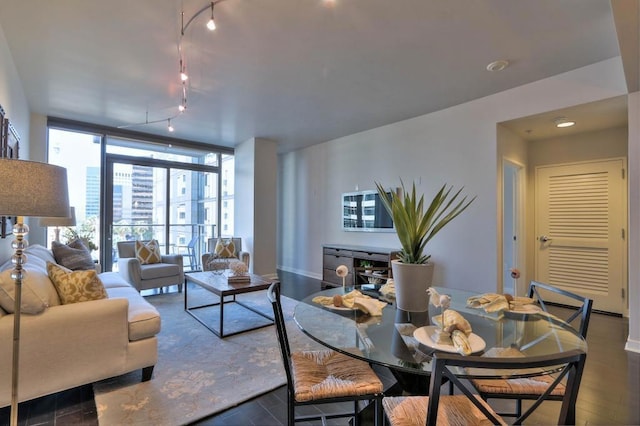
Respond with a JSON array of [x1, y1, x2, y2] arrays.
[[293, 285, 588, 394]]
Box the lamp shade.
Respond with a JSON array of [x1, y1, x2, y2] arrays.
[[0, 159, 69, 218], [39, 207, 76, 227]]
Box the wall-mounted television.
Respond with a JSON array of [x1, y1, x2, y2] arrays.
[[342, 189, 396, 232]]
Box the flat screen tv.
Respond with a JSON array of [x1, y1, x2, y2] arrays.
[[342, 189, 396, 232]]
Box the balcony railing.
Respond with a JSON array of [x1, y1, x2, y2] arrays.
[[110, 223, 215, 272]]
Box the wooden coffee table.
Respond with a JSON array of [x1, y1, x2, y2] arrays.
[[184, 271, 274, 338]]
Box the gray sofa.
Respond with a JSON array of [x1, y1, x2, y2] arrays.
[[0, 244, 160, 406]]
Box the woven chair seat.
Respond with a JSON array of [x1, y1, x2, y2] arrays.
[[292, 349, 383, 402], [472, 374, 565, 396], [383, 395, 506, 426]]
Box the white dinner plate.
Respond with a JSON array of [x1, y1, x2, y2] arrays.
[[323, 305, 355, 311], [413, 325, 486, 354]]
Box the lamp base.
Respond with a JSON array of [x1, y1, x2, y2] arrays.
[[10, 221, 29, 426]]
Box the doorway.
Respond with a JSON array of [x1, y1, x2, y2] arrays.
[[535, 158, 627, 314], [502, 159, 524, 296]]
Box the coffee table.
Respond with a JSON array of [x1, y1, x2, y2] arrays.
[[184, 271, 274, 338]]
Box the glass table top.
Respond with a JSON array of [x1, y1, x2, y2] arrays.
[[293, 286, 587, 379]]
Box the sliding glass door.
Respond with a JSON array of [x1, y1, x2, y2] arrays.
[[47, 121, 233, 272], [103, 139, 224, 272]]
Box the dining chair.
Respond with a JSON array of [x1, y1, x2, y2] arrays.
[[383, 349, 586, 426], [267, 281, 384, 426], [470, 280, 593, 422]]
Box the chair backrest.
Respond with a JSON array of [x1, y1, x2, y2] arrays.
[[267, 281, 294, 389], [428, 349, 587, 426], [117, 240, 139, 258], [528, 280, 594, 338], [207, 237, 243, 254], [186, 236, 199, 270]]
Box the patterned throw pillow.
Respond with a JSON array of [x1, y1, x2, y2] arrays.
[[214, 238, 236, 258], [52, 239, 95, 270], [46, 262, 108, 304], [135, 240, 162, 265]]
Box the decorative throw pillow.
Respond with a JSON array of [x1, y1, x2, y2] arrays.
[[52, 239, 95, 270], [135, 240, 162, 265], [46, 261, 108, 304], [214, 238, 236, 258], [0, 269, 53, 314]]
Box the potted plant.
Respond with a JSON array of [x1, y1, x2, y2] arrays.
[[360, 260, 373, 274], [375, 180, 475, 311]]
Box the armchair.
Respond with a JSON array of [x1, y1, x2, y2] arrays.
[[202, 237, 250, 271], [116, 240, 185, 292]]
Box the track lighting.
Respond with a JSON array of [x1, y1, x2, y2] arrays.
[[207, 3, 216, 31], [180, 59, 188, 81], [122, 1, 221, 133], [182, 1, 218, 35]]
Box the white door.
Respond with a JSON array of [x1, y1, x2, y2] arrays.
[[535, 159, 626, 314]]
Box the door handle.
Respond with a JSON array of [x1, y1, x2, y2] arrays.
[[539, 235, 552, 242]]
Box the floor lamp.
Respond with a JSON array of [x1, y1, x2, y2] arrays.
[[39, 206, 76, 243], [0, 159, 69, 426]]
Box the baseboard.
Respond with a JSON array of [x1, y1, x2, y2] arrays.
[[277, 265, 321, 280], [625, 338, 640, 353]]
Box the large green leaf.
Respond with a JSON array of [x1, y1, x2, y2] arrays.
[[376, 180, 475, 264]]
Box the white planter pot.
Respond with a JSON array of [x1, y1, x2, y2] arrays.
[[391, 260, 434, 312]]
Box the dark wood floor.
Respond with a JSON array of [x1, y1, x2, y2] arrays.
[[1, 271, 639, 425]]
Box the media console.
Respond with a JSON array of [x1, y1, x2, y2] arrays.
[[322, 244, 400, 288]]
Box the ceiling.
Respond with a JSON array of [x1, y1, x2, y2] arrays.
[[0, 0, 632, 153]]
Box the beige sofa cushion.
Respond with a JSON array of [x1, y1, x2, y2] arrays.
[[106, 286, 161, 341], [0, 268, 61, 314], [99, 271, 134, 289]]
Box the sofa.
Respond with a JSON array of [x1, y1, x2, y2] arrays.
[[0, 244, 160, 407]]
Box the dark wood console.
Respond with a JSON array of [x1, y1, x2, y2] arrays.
[[322, 244, 400, 288]]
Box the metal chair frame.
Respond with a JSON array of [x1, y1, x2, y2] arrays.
[[419, 349, 587, 426], [474, 280, 593, 422], [267, 281, 383, 426]]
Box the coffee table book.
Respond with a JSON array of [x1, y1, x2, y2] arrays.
[[227, 274, 251, 283]]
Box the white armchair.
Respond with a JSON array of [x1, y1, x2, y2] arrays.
[[117, 240, 185, 292]]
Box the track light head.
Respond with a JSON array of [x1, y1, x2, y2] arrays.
[[207, 3, 216, 31], [167, 119, 175, 132]]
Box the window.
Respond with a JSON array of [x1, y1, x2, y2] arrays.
[[47, 119, 234, 270]]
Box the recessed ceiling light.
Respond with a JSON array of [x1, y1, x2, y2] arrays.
[[554, 117, 576, 128], [486, 60, 509, 72]]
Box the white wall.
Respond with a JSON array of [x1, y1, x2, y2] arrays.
[[626, 91, 640, 352], [235, 137, 278, 275], [279, 58, 628, 295], [0, 24, 30, 261]]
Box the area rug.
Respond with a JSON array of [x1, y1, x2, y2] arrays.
[[93, 287, 323, 425]]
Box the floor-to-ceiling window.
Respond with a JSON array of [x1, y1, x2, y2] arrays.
[[47, 119, 234, 272]]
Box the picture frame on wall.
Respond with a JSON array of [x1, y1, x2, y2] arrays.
[[0, 107, 20, 238]]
